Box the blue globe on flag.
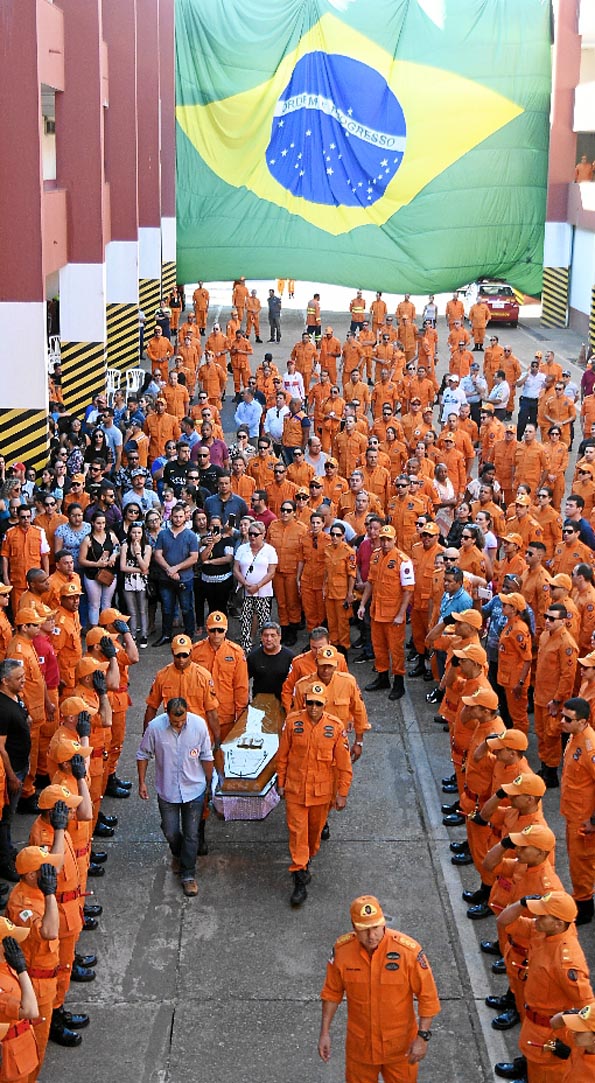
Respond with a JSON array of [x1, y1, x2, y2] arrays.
[[266, 52, 407, 208]]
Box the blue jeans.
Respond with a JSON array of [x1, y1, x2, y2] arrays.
[[160, 580, 195, 639], [157, 793, 205, 880]]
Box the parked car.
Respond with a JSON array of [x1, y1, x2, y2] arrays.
[[463, 280, 520, 327]]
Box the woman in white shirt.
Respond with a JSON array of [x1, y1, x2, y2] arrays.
[[475, 510, 498, 570], [233, 522, 278, 652]]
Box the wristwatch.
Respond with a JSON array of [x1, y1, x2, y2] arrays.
[[417, 1029, 432, 1041], [355, 741, 363, 747]]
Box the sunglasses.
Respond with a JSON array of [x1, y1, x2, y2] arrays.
[[561, 714, 575, 723], [562, 528, 575, 534], [396, 483, 408, 488], [248, 532, 261, 539], [306, 700, 324, 707], [461, 534, 473, 540], [330, 531, 343, 538], [280, 507, 293, 513], [175, 652, 190, 659]]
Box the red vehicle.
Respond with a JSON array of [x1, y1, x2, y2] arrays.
[[468, 281, 519, 327]]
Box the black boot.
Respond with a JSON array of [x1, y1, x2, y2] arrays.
[[284, 625, 298, 646], [462, 884, 489, 904], [105, 774, 130, 799], [365, 671, 390, 691], [50, 1009, 83, 1047], [537, 763, 559, 789], [576, 897, 594, 925], [290, 870, 308, 907], [98, 811, 118, 827], [495, 1056, 527, 1080], [321, 822, 330, 841], [486, 989, 516, 1011], [388, 674, 405, 701], [198, 820, 208, 856], [407, 655, 426, 678]]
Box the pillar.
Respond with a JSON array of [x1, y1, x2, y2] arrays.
[[57, 0, 108, 415], [104, 0, 140, 372], [160, 0, 177, 305], [137, 0, 162, 342]]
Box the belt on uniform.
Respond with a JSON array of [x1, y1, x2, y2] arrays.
[[451, 741, 466, 757], [525, 1006, 553, 1028], [496, 876, 512, 890], [508, 936, 527, 955], [91, 747, 108, 760], [74, 844, 90, 858], [5, 1020, 32, 1040], [463, 784, 489, 804], [56, 888, 81, 903], [28, 965, 59, 980]]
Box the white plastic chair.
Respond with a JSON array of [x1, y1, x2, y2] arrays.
[[125, 368, 144, 395], [106, 367, 121, 404], [48, 335, 61, 372]]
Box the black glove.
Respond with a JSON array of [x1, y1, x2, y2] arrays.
[[50, 800, 69, 831], [519, 894, 543, 907], [38, 863, 57, 897], [451, 656, 459, 668], [3, 937, 26, 974], [77, 711, 92, 739], [500, 836, 515, 850], [100, 636, 117, 660], [496, 787, 507, 799], [469, 811, 488, 826], [551, 1039, 571, 1060], [92, 670, 107, 696], [70, 754, 87, 781], [113, 619, 129, 636]]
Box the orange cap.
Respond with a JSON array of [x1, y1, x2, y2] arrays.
[[501, 772, 546, 797], [75, 656, 108, 680], [550, 573, 572, 590], [98, 608, 129, 626], [172, 635, 193, 655], [452, 608, 482, 630], [85, 626, 118, 648], [514, 494, 531, 507], [525, 891, 577, 922], [503, 533, 523, 548], [461, 686, 499, 710], [317, 646, 339, 668], [305, 682, 327, 704], [51, 735, 92, 764], [37, 784, 83, 811], [453, 643, 487, 666], [0, 918, 29, 944], [60, 696, 98, 718], [486, 731, 529, 752], [14, 607, 44, 626], [60, 582, 83, 597], [508, 823, 556, 851], [560, 1005, 595, 1033], [498, 592, 526, 612], [350, 895, 385, 930], [15, 847, 62, 875], [206, 611, 228, 630], [579, 651, 595, 668]]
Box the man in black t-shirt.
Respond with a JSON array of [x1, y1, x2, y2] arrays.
[[247, 622, 293, 698], [0, 659, 32, 882], [163, 441, 193, 497]]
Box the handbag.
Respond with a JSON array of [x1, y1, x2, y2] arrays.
[[96, 567, 115, 587]]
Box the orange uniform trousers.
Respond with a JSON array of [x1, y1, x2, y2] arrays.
[[301, 583, 326, 631], [21, 706, 45, 800], [346, 1057, 418, 1083], [28, 976, 57, 1077], [273, 572, 302, 626], [565, 821, 595, 901], [285, 799, 329, 871], [37, 686, 59, 778], [245, 310, 260, 338], [534, 704, 562, 767], [503, 687, 529, 734], [325, 598, 351, 650], [371, 620, 405, 676], [231, 359, 251, 393], [410, 608, 429, 657], [504, 937, 528, 1019]]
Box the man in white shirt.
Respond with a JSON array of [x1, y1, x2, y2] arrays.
[[264, 391, 291, 454], [304, 435, 328, 472], [282, 359, 305, 402], [440, 374, 467, 422], [516, 357, 546, 438], [487, 370, 511, 421]]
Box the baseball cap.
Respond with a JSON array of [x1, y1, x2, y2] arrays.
[[498, 592, 526, 612], [172, 634, 193, 655], [98, 608, 129, 626], [325, 326, 333, 334], [60, 582, 83, 597], [578, 462, 595, 475], [15, 847, 62, 876], [501, 772, 546, 796], [461, 686, 499, 710], [453, 643, 487, 666], [71, 473, 86, 484], [325, 457, 339, 468], [525, 891, 577, 922], [35, 603, 56, 620], [0, 918, 29, 944], [579, 651, 595, 668], [471, 362, 480, 370], [508, 824, 556, 851], [305, 682, 327, 705], [560, 1005, 595, 1033], [38, 784, 83, 811], [550, 573, 572, 590], [486, 731, 529, 752], [535, 351, 543, 359], [60, 696, 98, 718], [52, 735, 93, 764], [503, 533, 523, 547], [206, 611, 228, 630], [350, 895, 385, 930], [447, 374, 459, 382], [504, 423, 516, 433], [75, 657, 108, 680], [481, 402, 494, 413], [515, 494, 531, 507], [378, 525, 396, 539], [85, 626, 118, 648], [452, 609, 482, 629], [421, 522, 440, 536], [0, 585, 12, 596], [410, 397, 421, 405], [317, 646, 339, 668], [14, 607, 44, 625]]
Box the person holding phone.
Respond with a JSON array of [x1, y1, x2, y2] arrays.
[[203, 472, 248, 526], [197, 516, 235, 618]]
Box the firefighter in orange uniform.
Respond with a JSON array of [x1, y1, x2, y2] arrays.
[[554, 1003, 595, 1082], [319, 894, 440, 1082], [1, 510, 48, 614], [323, 524, 356, 652], [296, 513, 331, 632], [0, 919, 39, 1083], [229, 331, 253, 396], [198, 351, 227, 407], [534, 602, 579, 788], [190, 612, 248, 743], [469, 300, 491, 350], [281, 627, 348, 712], [0, 586, 13, 661], [370, 293, 387, 333], [231, 279, 249, 324], [245, 290, 262, 342], [319, 328, 342, 386], [192, 282, 210, 333], [49, 732, 95, 897], [348, 291, 366, 332], [68, 657, 112, 829], [97, 608, 138, 794], [359, 525, 414, 701], [359, 321, 377, 383], [146, 326, 174, 381], [291, 333, 318, 391], [143, 399, 181, 464], [277, 684, 352, 906], [7, 608, 49, 810], [410, 522, 441, 675], [268, 502, 307, 645], [496, 593, 533, 733], [446, 292, 465, 328], [559, 696, 595, 925], [292, 646, 369, 761], [53, 582, 84, 697]]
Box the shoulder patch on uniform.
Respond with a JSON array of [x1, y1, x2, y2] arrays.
[[393, 933, 418, 951], [336, 932, 355, 946], [417, 949, 429, 969], [18, 910, 33, 923]]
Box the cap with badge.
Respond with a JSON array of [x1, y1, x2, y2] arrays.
[[514, 494, 531, 507], [350, 895, 385, 930], [14, 607, 44, 625], [550, 573, 572, 590], [461, 686, 499, 710], [172, 634, 192, 655], [579, 651, 595, 668], [524, 890, 577, 922], [98, 608, 129, 626], [15, 846, 62, 875], [498, 592, 527, 612], [452, 609, 483, 629], [317, 646, 338, 668], [85, 626, 118, 648], [38, 784, 83, 810], [560, 1004, 595, 1032], [504, 423, 516, 433], [60, 696, 98, 718], [452, 643, 487, 666], [500, 772, 546, 796], [60, 582, 83, 597], [508, 823, 556, 851], [481, 402, 494, 413], [486, 731, 529, 752], [305, 682, 327, 705], [378, 525, 396, 539], [0, 585, 13, 596], [75, 657, 108, 680], [206, 611, 228, 630], [420, 522, 440, 536], [503, 533, 523, 548], [52, 735, 93, 764], [0, 917, 29, 944]]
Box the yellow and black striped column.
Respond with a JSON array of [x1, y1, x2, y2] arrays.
[[0, 410, 49, 471], [139, 278, 161, 336], [162, 261, 176, 300], [106, 303, 139, 372], [590, 286, 595, 353], [60, 341, 106, 416], [541, 267, 569, 328]]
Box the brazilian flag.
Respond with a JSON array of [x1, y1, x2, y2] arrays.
[[176, 0, 551, 294]]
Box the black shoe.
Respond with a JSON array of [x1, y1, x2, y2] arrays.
[[321, 823, 330, 841], [105, 776, 130, 799], [112, 775, 132, 790], [93, 822, 114, 839], [352, 637, 364, 650], [255, 338, 263, 343], [35, 773, 51, 789], [0, 862, 18, 882], [407, 661, 425, 678], [434, 715, 447, 726], [467, 902, 492, 920], [486, 992, 516, 1011], [388, 675, 405, 701], [71, 963, 96, 982], [444, 814, 467, 828], [365, 672, 390, 691], [426, 688, 442, 704], [480, 940, 501, 956], [537, 764, 559, 789], [290, 870, 308, 907], [58, 1008, 90, 1030], [197, 822, 208, 856], [354, 652, 374, 663], [422, 669, 434, 681], [82, 916, 98, 932], [90, 851, 107, 864], [450, 845, 473, 858], [442, 782, 458, 794], [495, 1057, 527, 1080], [153, 636, 172, 647], [16, 795, 39, 815], [442, 773, 456, 786], [303, 864, 312, 885], [83, 904, 103, 919], [576, 898, 594, 926], [492, 1008, 520, 1030], [451, 841, 469, 855], [50, 1013, 83, 1047], [462, 886, 487, 904], [75, 952, 97, 968], [87, 863, 105, 877], [492, 957, 507, 974], [441, 800, 460, 815], [98, 811, 118, 827]]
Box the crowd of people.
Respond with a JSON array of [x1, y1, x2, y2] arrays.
[[0, 282, 595, 1079]]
